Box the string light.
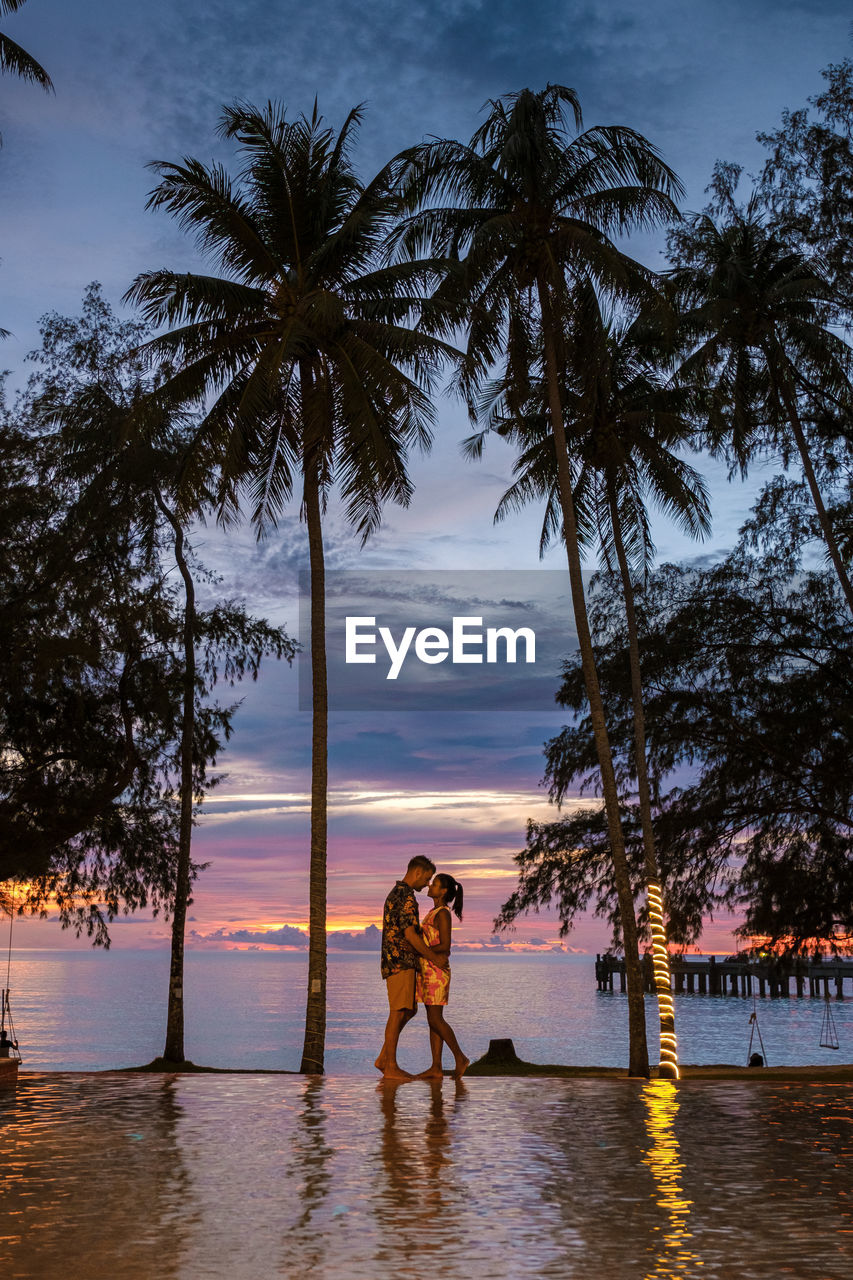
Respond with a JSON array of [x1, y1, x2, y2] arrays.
[[642, 1081, 697, 1276], [647, 879, 679, 1080]]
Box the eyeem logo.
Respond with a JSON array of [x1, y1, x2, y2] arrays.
[[298, 569, 574, 711], [346, 616, 536, 680]]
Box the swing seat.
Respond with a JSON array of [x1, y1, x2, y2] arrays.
[[819, 996, 840, 1051]]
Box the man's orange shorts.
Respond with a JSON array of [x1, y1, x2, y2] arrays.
[[385, 968, 417, 1011]]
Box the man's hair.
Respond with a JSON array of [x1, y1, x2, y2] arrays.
[[407, 855, 436, 875]]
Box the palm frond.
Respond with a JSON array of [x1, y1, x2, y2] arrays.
[[0, 29, 52, 89]]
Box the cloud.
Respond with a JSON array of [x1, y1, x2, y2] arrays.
[[189, 922, 384, 950], [186, 920, 583, 952]]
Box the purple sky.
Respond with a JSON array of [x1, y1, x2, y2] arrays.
[[3, 0, 849, 953]]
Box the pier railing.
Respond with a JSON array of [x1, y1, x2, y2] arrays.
[[595, 954, 853, 999]]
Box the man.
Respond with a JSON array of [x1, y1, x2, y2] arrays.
[[376, 854, 448, 1080]]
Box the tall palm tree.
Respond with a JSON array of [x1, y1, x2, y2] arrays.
[[670, 196, 853, 615], [396, 85, 683, 1076], [1, 0, 51, 329], [126, 101, 454, 1073], [476, 281, 710, 1078], [1, 0, 52, 91]]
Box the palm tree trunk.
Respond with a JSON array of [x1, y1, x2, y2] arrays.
[[771, 352, 853, 618], [300, 441, 328, 1074], [606, 478, 679, 1079], [154, 490, 195, 1065], [537, 278, 649, 1077]]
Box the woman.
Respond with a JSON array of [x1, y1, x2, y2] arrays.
[[416, 873, 469, 1078]]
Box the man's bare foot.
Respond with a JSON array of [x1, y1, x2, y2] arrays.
[[415, 1067, 444, 1079], [374, 1053, 387, 1072], [453, 1055, 470, 1078], [381, 1065, 413, 1081]]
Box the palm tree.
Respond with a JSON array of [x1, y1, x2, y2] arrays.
[[1, 0, 52, 91], [670, 195, 853, 615], [1, 0, 51, 328], [477, 281, 710, 1078], [396, 85, 683, 1076], [126, 101, 454, 1073]]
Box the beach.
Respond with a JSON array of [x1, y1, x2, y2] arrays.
[[3, 1071, 851, 1279]]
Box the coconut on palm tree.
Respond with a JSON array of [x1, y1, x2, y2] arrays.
[[126, 101, 456, 1074], [395, 85, 683, 1076], [476, 280, 710, 1077], [670, 194, 853, 615]]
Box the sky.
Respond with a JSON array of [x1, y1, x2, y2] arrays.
[[3, 0, 851, 953]]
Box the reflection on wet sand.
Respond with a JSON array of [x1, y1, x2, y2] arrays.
[[0, 1075, 192, 1279], [375, 1077, 468, 1268], [280, 1077, 333, 1273], [641, 1081, 699, 1279], [2, 1076, 852, 1279]]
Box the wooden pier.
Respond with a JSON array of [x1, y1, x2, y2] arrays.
[[595, 953, 853, 999]]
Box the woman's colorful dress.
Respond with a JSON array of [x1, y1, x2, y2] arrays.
[[416, 907, 451, 1006]]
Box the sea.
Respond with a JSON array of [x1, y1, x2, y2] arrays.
[[6, 949, 852, 1072], [5, 950, 853, 1278]]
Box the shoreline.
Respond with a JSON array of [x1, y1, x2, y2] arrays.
[[8, 1059, 853, 1082]]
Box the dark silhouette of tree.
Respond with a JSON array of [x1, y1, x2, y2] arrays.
[[669, 191, 853, 614], [517, 549, 853, 955], [0, 287, 295, 1061], [757, 55, 853, 317], [395, 85, 683, 1076], [0, 0, 52, 92], [126, 102, 455, 1072], [480, 282, 708, 1076]]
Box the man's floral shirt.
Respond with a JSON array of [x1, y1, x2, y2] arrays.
[[381, 881, 420, 978]]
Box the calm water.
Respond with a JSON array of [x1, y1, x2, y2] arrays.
[[1, 1073, 851, 1279], [6, 950, 853, 1072]]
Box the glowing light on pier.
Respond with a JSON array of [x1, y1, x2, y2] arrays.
[[647, 879, 679, 1080]]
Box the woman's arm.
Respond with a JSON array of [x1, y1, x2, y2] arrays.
[[434, 906, 452, 957], [404, 924, 448, 969]]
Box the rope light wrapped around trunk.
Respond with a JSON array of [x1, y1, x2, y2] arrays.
[[647, 879, 679, 1080]]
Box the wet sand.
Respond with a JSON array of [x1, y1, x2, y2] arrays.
[[60, 1054, 853, 1082]]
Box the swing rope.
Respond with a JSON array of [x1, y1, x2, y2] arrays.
[[1, 887, 20, 1059], [820, 988, 840, 1051], [5, 884, 13, 990], [747, 990, 768, 1066]]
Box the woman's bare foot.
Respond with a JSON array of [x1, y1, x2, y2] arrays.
[[374, 1052, 387, 1072], [415, 1066, 444, 1079], [453, 1055, 470, 1078]]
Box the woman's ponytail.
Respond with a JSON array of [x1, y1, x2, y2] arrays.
[[437, 873, 464, 921]]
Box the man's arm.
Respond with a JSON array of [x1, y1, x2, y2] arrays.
[[404, 925, 449, 969]]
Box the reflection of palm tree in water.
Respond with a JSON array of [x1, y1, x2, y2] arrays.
[[147, 1077, 193, 1275], [284, 1077, 334, 1273], [642, 1081, 700, 1280]]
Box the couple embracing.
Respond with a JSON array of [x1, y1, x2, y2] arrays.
[[376, 855, 469, 1081]]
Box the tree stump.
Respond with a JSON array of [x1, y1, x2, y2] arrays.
[[479, 1038, 521, 1065]]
